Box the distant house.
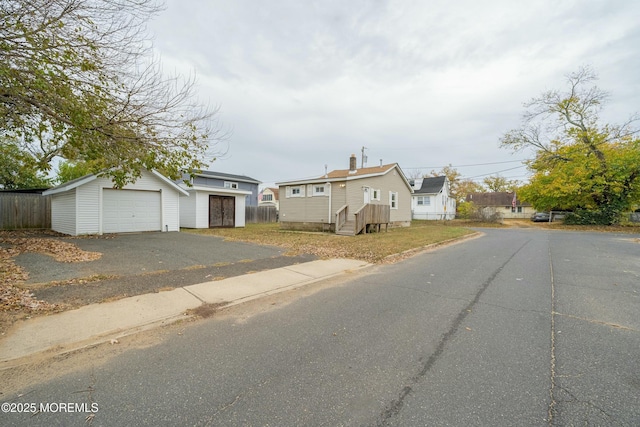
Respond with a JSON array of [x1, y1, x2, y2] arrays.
[[465, 192, 534, 219], [259, 187, 280, 211], [411, 176, 456, 220], [277, 154, 413, 235], [43, 169, 187, 236], [178, 171, 260, 228]]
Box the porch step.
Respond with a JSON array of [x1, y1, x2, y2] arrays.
[[336, 220, 356, 236]]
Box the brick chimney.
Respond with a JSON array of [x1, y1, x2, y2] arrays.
[[349, 154, 357, 172]]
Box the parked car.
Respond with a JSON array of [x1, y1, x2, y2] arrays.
[[531, 212, 550, 222]]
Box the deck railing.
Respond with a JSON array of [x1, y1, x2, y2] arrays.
[[354, 203, 390, 235]]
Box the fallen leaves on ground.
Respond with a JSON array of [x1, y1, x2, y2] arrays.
[[0, 236, 101, 263], [0, 284, 57, 312], [0, 231, 102, 315]]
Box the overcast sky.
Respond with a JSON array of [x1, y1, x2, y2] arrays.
[[149, 0, 640, 188]]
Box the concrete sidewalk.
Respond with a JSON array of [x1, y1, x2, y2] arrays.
[[0, 259, 369, 364]]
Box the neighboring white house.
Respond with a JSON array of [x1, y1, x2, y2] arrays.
[[178, 171, 260, 228], [411, 176, 456, 220], [42, 169, 188, 236]]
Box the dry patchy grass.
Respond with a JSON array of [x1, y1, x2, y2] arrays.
[[185, 222, 475, 264]]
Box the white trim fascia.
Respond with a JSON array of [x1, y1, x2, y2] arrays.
[[151, 170, 189, 196], [42, 175, 97, 196], [193, 172, 261, 185], [276, 177, 345, 186], [182, 185, 252, 196]]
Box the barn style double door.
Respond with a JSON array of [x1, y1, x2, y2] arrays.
[[209, 195, 235, 227]]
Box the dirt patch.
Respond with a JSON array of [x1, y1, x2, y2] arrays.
[[186, 302, 229, 319]]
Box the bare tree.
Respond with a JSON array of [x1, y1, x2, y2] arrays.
[[1, 0, 225, 186]]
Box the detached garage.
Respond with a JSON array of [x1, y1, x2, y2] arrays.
[[43, 169, 188, 236]]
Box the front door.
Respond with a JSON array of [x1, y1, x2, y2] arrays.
[[209, 195, 236, 227], [363, 186, 371, 204]]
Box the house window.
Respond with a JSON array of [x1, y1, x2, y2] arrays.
[[390, 191, 398, 209], [417, 196, 431, 206], [224, 181, 239, 189], [262, 194, 273, 202], [372, 189, 380, 201], [313, 185, 326, 196], [287, 185, 304, 198]]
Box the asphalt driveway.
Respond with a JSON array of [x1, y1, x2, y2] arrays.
[[10, 231, 316, 306], [15, 231, 290, 284]]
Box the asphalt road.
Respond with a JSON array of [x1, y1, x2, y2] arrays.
[[1, 228, 638, 426]]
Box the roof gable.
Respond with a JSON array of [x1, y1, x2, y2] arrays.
[[325, 163, 396, 179], [277, 163, 413, 191], [262, 187, 279, 199], [43, 169, 188, 196], [465, 192, 531, 207], [415, 176, 446, 194]]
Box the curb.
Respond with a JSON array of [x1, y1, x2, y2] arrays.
[[381, 231, 483, 262], [0, 260, 371, 367]]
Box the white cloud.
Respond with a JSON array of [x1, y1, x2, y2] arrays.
[[149, 0, 640, 185]]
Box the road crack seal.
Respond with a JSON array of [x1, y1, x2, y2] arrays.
[[552, 312, 637, 332], [548, 244, 557, 425], [374, 239, 531, 426]]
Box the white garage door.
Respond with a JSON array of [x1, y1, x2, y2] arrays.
[[102, 189, 162, 233]]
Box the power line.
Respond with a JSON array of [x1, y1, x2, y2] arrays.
[[464, 165, 527, 180], [404, 159, 528, 170]]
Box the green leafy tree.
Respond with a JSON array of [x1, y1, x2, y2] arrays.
[[0, 139, 51, 189], [55, 160, 97, 184], [454, 178, 484, 203], [1, 0, 225, 187], [500, 67, 640, 224], [482, 175, 519, 192]]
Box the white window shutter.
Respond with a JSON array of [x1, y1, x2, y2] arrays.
[[301, 186, 306, 197], [286, 186, 291, 198]]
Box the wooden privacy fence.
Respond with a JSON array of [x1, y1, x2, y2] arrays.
[[245, 205, 278, 224], [0, 193, 51, 229]]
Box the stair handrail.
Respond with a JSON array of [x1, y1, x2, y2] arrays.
[[335, 204, 349, 232], [353, 203, 369, 235]]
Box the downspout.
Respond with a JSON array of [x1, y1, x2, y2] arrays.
[[327, 182, 332, 226]]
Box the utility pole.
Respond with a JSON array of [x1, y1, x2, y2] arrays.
[[361, 146, 368, 168]]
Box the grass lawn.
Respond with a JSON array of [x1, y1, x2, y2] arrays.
[[185, 221, 476, 264]]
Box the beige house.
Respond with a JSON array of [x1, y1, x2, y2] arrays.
[[259, 187, 279, 211], [277, 155, 413, 235], [465, 192, 534, 219]]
